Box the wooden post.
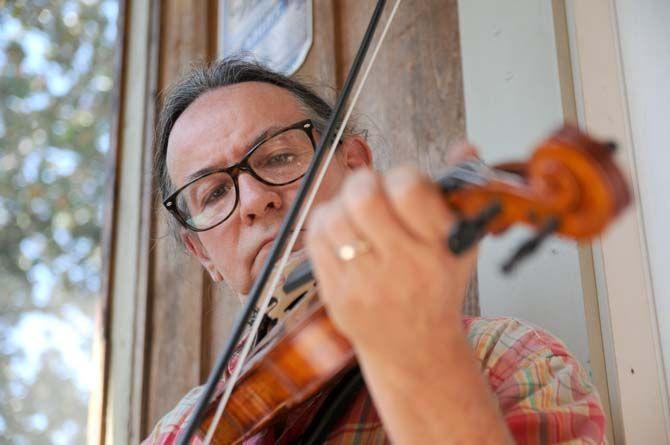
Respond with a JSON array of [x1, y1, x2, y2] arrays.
[[144, 0, 219, 435]]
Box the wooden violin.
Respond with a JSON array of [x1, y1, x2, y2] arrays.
[[195, 124, 631, 444]]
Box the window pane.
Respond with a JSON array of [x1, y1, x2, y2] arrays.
[[0, 1, 119, 443]]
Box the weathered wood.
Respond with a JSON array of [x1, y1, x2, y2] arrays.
[[296, 0, 338, 97], [90, 0, 128, 440], [104, 0, 160, 443], [103, 0, 157, 443], [133, 1, 161, 440], [145, 0, 219, 434], [336, 1, 465, 169]]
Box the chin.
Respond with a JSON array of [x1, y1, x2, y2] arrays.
[[250, 237, 306, 282]]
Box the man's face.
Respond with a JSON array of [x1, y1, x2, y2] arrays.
[[166, 82, 370, 294]]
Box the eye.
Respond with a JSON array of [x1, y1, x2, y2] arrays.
[[266, 151, 295, 166], [204, 182, 232, 205]]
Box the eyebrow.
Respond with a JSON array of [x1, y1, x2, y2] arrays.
[[182, 125, 285, 184]]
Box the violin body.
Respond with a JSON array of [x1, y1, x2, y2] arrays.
[[201, 295, 355, 444], [197, 125, 631, 443]]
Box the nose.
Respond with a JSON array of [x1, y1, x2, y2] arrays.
[[237, 173, 282, 225]]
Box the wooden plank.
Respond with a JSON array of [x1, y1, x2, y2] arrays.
[[144, 0, 218, 433], [89, 0, 128, 442], [296, 0, 338, 95], [104, 0, 154, 443], [336, 0, 465, 170], [335, 0, 477, 313], [133, 1, 161, 440]]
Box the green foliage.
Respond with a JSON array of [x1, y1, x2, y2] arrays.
[[0, 0, 118, 443]]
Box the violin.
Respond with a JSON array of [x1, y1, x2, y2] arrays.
[[195, 124, 630, 444], [177, 1, 631, 443]]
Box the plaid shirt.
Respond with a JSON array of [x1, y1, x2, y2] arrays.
[[143, 317, 606, 444]]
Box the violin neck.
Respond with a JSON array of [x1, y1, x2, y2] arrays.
[[436, 159, 523, 194]]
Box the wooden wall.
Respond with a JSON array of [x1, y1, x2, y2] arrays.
[[143, 0, 219, 436], [336, 0, 466, 172], [125, 0, 473, 439]]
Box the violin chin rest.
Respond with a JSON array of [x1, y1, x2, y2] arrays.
[[284, 260, 315, 294]]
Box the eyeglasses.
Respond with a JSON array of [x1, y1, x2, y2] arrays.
[[163, 119, 317, 231]]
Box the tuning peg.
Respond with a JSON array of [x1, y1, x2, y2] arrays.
[[448, 201, 502, 254], [605, 141, 618, 152], [501, 218, 559, 274]]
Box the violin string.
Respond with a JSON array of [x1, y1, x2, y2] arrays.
[[443, 160, 526, 189], [202, 1, 404, 442]]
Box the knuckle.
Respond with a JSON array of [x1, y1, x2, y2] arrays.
[[310, 201, 342, 235], [389, 165, 422, 180], [446, 141, 479, 165], [343, 170, 382, 214], [387, 166, 432, 203], [305, 226, 320, 248], [343, 168, 375, 194], [324, 213, 344, 235], [309, 204, 327, 227], [308, 205, 330, 237]]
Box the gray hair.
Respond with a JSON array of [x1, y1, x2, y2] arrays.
[[154, 56, 358, 228]]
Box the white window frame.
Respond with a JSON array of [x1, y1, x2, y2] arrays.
[[566, 0, 670, 442]]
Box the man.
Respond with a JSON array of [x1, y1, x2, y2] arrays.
[[145, 58, 605, 444]]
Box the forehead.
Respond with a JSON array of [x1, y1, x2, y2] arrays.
[[166, 82, 309, 187]]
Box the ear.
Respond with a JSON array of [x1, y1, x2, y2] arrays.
[[339, 135, 373, 170], [181, 231, 224, 282]]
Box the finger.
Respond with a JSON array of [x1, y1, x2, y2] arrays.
[[320, 197, 378, 272], [340, 169, 414, 253], [446, 140, 479, 165], [306, 203, 344, 290], [383, 166, 456, 244]]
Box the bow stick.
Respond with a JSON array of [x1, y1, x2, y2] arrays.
[[177, 1, 404, 443]]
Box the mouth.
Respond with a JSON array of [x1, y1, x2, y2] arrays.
[[252, 230, 306, 273], [256, 237, 275, 262]]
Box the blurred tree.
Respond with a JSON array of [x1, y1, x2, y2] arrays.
[[0, 0, 118, 443]]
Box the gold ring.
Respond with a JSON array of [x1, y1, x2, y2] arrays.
[[336, 240, 371, 261]]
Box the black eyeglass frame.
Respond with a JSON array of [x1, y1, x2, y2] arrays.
[[163, 119, 317, 232]]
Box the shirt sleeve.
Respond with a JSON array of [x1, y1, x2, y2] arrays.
[[466, 317, 607, 445], [142, 386, 206, 445]]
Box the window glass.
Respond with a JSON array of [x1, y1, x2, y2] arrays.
[[0, 1, 118, 443]]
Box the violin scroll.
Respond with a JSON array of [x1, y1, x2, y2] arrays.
[[444, 124, 631, 271]]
